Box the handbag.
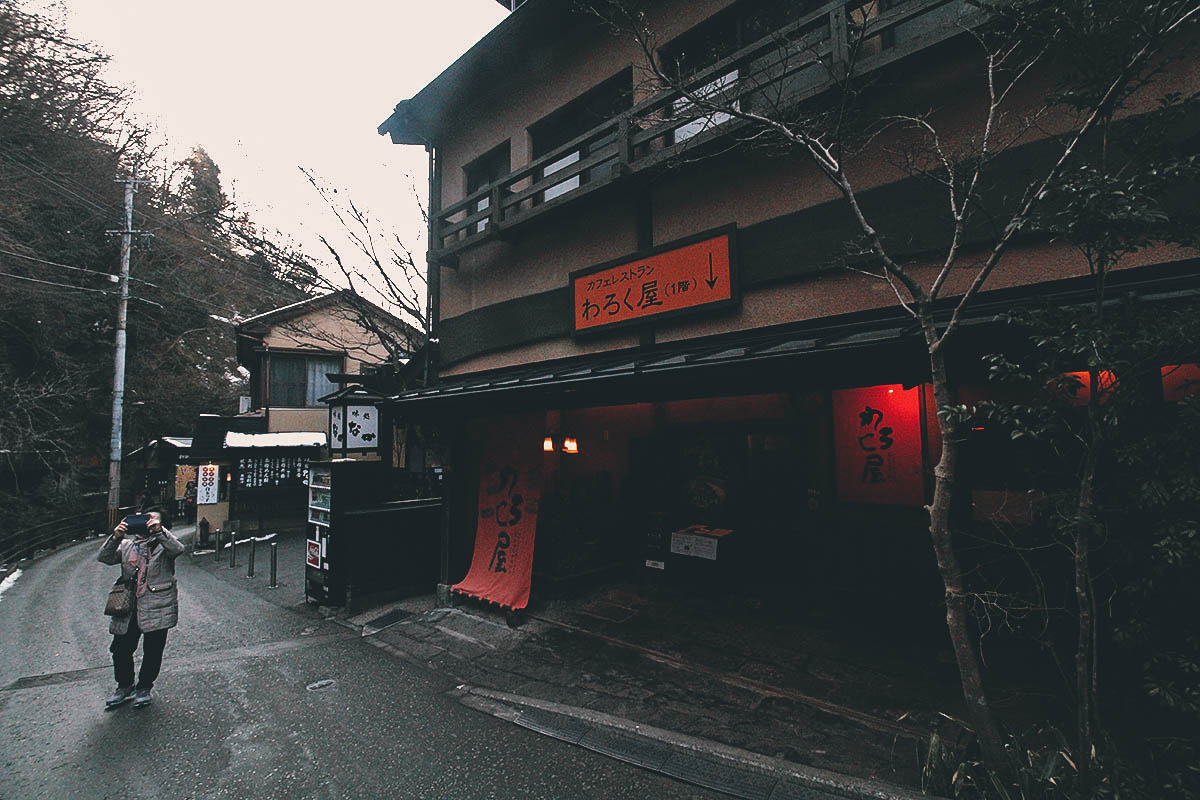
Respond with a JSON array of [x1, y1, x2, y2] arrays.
[[104, 577, 134, 617]]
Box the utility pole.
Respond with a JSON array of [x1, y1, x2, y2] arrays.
[[106, 172, 146, 525]]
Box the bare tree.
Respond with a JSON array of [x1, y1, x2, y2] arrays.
[[586, 0, 1199, 773], [283, 168, 428, 370]]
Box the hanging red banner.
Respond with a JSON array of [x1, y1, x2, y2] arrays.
[[452, 424, 543, 610], [1162, 364, 1200, 402], [833, 384, 925, 506]]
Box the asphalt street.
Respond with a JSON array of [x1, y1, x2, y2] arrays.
[[0, 534, 723, 799]]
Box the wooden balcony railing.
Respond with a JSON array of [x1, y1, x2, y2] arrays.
[[432, 0, 983, 264]]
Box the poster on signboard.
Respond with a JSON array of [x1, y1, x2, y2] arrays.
[[451, 416, 542, 610], [833, 384, 926, 506], [306, 539, 321, 569], [174, 465, 196, 500], [197, 463, 219, 505]]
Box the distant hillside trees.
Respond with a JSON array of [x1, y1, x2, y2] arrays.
[[0, 1, 314, 530]]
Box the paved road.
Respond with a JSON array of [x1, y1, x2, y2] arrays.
[[0, 536, 721, 799]]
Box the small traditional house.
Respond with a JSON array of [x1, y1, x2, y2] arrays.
[[192, 291, 419, 537]]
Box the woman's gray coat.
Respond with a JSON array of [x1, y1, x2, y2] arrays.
[[98, 529, 186, 635]]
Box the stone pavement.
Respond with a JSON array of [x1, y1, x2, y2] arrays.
[[186, 530, 947, 799], [341, 589, 957, 799]]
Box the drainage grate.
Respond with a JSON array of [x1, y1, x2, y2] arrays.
[[660, 751, 776, 800], [480, 698, 847, 800], [515, 708, 594, 744], [578, 726, 675, 771], [769, 780, 844, 800], [364, 608, 413, 630]]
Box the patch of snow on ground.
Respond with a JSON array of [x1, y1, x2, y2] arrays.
[[0, 569, 22, 602]]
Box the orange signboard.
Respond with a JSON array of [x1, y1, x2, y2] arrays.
[[572, 227, 736, 334]]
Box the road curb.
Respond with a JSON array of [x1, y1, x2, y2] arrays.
[[456, 684, 934, 800]]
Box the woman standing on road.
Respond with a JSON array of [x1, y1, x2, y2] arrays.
[[98, 507, 185, 708]]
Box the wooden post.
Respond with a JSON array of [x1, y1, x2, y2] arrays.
[[615, 115, 634, 177], [489, 184, 503, 232], [829, 5, 849, 81]]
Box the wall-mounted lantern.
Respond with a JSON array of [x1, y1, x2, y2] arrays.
[[541, 433, 580, 454], [321, 385, 385, 458]]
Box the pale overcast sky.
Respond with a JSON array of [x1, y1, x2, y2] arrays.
[[54, 1, 505, 305]]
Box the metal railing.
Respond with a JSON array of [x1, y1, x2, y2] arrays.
[[0, 506, 122, 567], [433, 0, 981, 262]]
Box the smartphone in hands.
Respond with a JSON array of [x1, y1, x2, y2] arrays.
[[124, 514, 150, 538]]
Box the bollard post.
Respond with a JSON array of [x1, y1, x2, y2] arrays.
[[269, 542, 278, 589], [247, 537, 256, 578], [214, 530, 222, 563], [228, 534, 236, 569]]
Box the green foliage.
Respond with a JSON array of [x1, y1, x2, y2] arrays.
[[965, 298, 1200, 798]]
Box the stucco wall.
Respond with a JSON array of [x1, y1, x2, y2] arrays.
[[429, 2, 1200, 378], [257, 305, 396, 373], [267, 408, 327, 434]]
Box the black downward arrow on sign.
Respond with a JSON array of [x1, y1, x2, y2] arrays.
[[705, 252, 718, 289]]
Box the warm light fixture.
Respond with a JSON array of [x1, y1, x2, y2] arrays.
[[542, 436, 554, 452], [562, 436, 579, 454]]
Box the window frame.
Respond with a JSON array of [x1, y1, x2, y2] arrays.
[[464, 140, 511, 234], [527, 68, 633, 204], [266, 351, 345, 409]]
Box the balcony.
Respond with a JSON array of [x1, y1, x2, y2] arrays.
[[431, 0, 982, 265]]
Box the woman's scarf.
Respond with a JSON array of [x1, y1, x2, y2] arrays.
[[126, 539, 152, 598]]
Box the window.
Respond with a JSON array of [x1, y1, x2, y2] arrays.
[[659, 1, 829, 143], [464, 141, 510, 234], [268, 354, 341, 408], [529, 69, 632, 203]]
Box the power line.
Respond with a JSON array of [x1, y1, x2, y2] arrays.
[[0, 270, 164, 307], [0, 246, 161, 288], [1, 146, 316, 298], [0, 150, 298, 316]]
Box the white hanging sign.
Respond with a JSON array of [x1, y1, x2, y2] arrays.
[[197, 463, 219, 505]]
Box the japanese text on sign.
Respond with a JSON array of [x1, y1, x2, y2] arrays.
[[833, 385, 926, 506], [452, 418, 543, 611], [331, 406, 378, 450], [572, 230, 735, 333], [197, 464, 219, 505]]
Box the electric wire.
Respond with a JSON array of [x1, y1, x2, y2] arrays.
[[0, 246, 161, 287], [0, 146, 316, 309], [0, 270, 163, 307], [1, 146, 319, 300]]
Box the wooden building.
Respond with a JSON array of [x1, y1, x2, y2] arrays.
[[377, 0, 1200, 620]]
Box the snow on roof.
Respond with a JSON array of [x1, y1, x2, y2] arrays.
[[161, 437, 192, 449], [223, 431, 326, 449]]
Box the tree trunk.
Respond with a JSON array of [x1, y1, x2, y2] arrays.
[[1074, 367, 1102, 790], [924, 319, 1010, 772]]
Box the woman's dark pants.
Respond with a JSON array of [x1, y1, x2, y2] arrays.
[[110, 613, 168, 689]]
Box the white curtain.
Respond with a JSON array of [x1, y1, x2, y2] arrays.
[[306, 356, 341, 406]]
